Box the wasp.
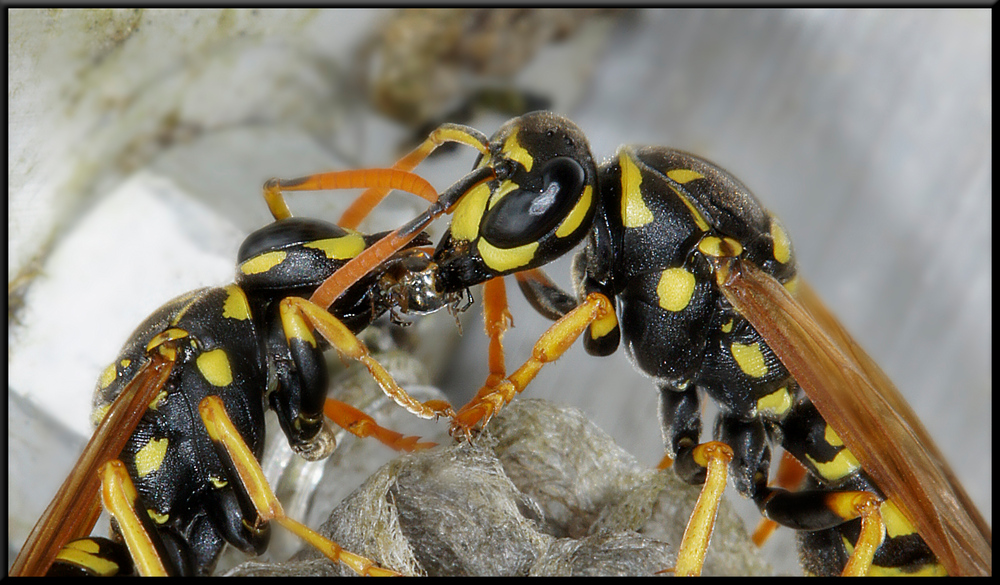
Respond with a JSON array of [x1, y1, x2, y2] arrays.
[[268, 111, 989, 575], [8, 166, 483, 576]]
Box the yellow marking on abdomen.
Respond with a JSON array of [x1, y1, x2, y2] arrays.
[[657, 268, 697, 312], [197, 349, 233, 387], [135, 437, 169, 478], [770, 217, 792, 264], [731, 342, 768, 378]]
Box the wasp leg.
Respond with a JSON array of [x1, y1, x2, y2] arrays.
[[262, 167, 439, 221], [451, 292, 615, 436], [673, 441, 734, 576], [337, 123, 491, 229], [99, 459, 170, 576], [514, 268, 578, 322], [199, 396, 400, 576], [280, 296, 455, 421], [324, 398, 437, 452], [752, 451, 808, 547]]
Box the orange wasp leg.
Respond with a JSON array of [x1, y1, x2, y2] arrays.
[[673, 441, 734, 577], [280, 296, 455, 421], [828, 491, 886, 576], [262, 167, 438, 222], [338, 123, 491, 229], [324, 399, 437, 452], [450, 292, 615, 437], [199, 396, 400, 576]]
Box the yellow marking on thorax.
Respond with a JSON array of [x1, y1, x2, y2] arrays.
[[478, 238, 539, 272], [770, 217, 792, 264], [239, 250, 287, 275], [502, 131, 534, 172], [147, 509, 169, 524], [666, 168, 704, 184], [698, 235, 743, 258], [135, 437, 169, 477], [197, 349, 234, 387], [450, 181, 493, 242], [721, 318, 734, 333], [731, 342, 769, 378], [620, 152, 654, 228], [756, 386, 792, 417], [657, 268, 697, 312], [783, 275, 800, 295], [148, 389, 168, 410], [222, 285, 252, 321], [555, 185, 593, 238], [304, 233, 366, 260], [91, 403, 111, 427]]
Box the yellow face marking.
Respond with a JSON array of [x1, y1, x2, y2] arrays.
[[697, 235, 743, 258], [197, 349, 234, 387], [502, 131, 533, 172], [620, 152, 654, 228], [55, 542, 119, 576], [666, 168, 704, 184], [756, 387, 792, 417], [555, 184, 593, 238], [147, 508, 169, 524], [656, 268, 697, 312], [731, 342, 769, 378], [770, 217, 792, 264], [487, 179, 520, 210], [477, 238, 539, 272], [222, 285, 251, 321], [450, 180, 492, 242], [303, 233, 366, 260], [135, 437, 169, 478], [98, 363, 118, 390], [239, 250, 287, 275]]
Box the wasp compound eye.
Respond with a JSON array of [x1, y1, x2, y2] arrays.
[[480, 157, 586, 249]]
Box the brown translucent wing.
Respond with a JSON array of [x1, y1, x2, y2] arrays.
[[712, 257, 991, 576], [9, 354, 174, 576]]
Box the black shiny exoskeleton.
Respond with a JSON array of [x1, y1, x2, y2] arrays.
[[47, 218, 451, 576]]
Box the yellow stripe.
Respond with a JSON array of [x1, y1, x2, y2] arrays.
[[502, 131, 533, 172], [222, 285, 252, 321], [450, 180, 492, 242], [555, 185, 593, 238], [770, 217, 792, 264], [666, 168, 704, 184], [620, 152, 654, 228], [239, 250, 286, 275], [478, 238, 538, 272], [303, 233, 366, 260]]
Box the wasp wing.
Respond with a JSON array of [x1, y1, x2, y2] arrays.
[[10, 355, 174, 576], [712, 257, 990, 576]]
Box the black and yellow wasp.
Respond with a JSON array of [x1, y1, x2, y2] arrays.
[[12, 111, 990, 576], [8, 165, 484, 576], [267, 111, 989, 575]]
